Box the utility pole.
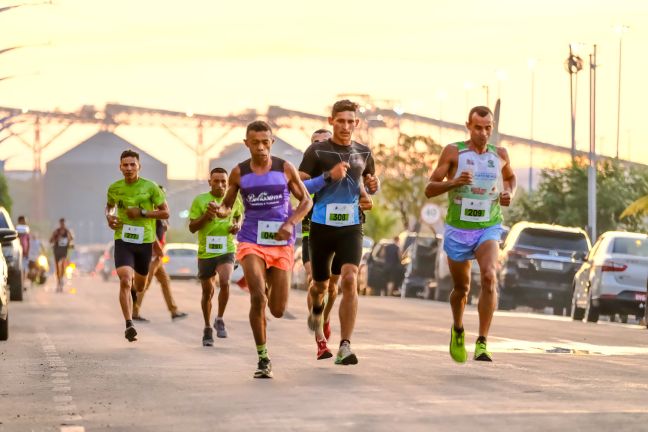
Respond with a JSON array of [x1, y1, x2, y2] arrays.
[[588, 45, 597, 241], [565, 45, 584, 164]]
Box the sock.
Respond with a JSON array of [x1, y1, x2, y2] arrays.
[[216, 316, 223, 321], [477, 336, 487, 344], [256, 344, 269, 360], [126, 320, 133, 329], [340, 339, 350, 347], [454, 326, 464, 334]]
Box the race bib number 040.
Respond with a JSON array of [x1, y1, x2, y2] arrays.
[[257, 221, 288, 246], [206, 236, 227, 254], [122, 224, 145, 244], [325, 203, 355, 227], [460, 198, 490, 223]]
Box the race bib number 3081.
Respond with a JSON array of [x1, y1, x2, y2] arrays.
[[460, 198, 490, 223], [325, 203, 355, 227]]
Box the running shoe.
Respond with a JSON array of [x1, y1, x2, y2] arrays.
[[334, 341, 358, 365], [132, 315, 150, 323], [125, 325, 138, 342], [449, 326, 467, 363], [202, 328, 214, 347], [474, 340, 493, 362], [171, 312, 188, 321], [307, 305, 324, 332], [317, 338, 333, 360], [214, 318, 228, 338], [323, 320, 331, 341], [254, 358, 273, 379]]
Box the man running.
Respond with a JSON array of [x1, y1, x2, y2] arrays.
[[425, 106, 516, 362], [216, 120, 311, 378], [299, 99, 379, 365], [106, 149, 169, 342], [49, 218, 74, 292], [132, 214, 188, 323], [189, 167, 243, 347], [16, 216, 30, 285]]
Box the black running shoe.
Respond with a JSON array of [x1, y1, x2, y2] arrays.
[[132, 315, 150, 323], [254, 358, 273, 379], [125, 326, 138, 342], [202, 328, 214, 347], [171, 312, 188, 321]]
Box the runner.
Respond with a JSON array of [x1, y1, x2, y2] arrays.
[[105, 149, 169, 342], [49, 218, 74, 292], [299, 99, 379, 365], [300, 128, 373, 359], [215, 120, 311, 378], [132, 210, 188, 323], [189, 167, 243, 347], [425, 105, 516, 362], [15, 216, 30, 285]]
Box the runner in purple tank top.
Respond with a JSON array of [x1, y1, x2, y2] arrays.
[[216, 120, 312, 379]]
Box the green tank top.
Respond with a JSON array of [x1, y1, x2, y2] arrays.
[[446, 141, 503, 229]]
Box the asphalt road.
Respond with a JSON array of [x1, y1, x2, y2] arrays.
[[2, 275, 648, 432]]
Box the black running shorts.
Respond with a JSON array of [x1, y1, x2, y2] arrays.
[[302, 236, 341, 276], [309, 222, 363, 282], [113, 240, 153, 276], [197, 253, 235, 280]]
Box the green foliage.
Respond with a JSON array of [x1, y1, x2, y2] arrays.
[[508, 158, 648, 234], [363, 195, 402, 242], [373, 134, 443, 230], [0, 172, 12, 213]]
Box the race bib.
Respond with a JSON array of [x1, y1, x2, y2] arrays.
[[325, 203, 355, 227], [257, 221, 288, 246], [460, 198, 491, 223], [122, 224, 145, 244], [206, 236, 227, 254], [58, 238, 69, 247]]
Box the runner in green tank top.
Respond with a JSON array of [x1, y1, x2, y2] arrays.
[[189, 167, 243, 346], [425, 106, 516, 362]]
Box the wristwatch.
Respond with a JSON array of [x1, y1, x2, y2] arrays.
[[140, 209, 148, 218], [323, 170, 332, 184]]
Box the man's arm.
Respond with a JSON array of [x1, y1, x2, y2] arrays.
[[216, 167, 241, 218], [276, 162, 312, 241], [125, 202, 170, 220], [424, 145, 471, 198], [498, 147, 516, 207], [105, 203, 120, 231], [188, 198, 217, 233], [301, 162, 349, 193]]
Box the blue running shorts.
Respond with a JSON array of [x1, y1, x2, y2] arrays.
[[443, 224, 503, 262]]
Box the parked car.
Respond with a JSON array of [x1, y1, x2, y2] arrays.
[[0, 228, 17, 340], [0, 207, 23, 301], [400, 234, 439, 299], [163, 243, 198, 279], [572, 231, 648, 323], [498, 222, 591, 315]]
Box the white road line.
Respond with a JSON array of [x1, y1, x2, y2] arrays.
[[55, 404, 78, 412], [60, 424, 84, 430], [52, 379, 70, 384], [53, 386, 71, 392], [54, 395, 73, 402], [52, 372, 69, 377]]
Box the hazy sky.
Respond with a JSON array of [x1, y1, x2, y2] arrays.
[[1, 0, 647, 179]]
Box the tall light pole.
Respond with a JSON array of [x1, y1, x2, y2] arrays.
[[565, 44, 584, 164], [527, 58, 537, 193], [495, 69, 508, 100], [588, 45, 598, 241], [614, 25, 629, 159]]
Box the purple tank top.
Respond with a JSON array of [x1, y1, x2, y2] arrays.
[[237, 156, 295, 246]]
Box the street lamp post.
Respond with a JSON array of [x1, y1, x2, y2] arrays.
[[565, 45, 584, 164], [588, 45, 598, 241], [614, 25, 629, 159]]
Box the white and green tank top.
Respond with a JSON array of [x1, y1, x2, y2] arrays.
[[446, 141, 503, 229]]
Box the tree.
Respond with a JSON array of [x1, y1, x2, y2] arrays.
[[373, 134, 443, 231], [363, 194, 402, 241], [0, 172, 11, 213], [507, 158, 648, 234]]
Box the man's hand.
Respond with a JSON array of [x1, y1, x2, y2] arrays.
[[274, 221, 294, 242], [359, 194, 373, 211], [229, 222, 241, 235], [329, 162, 350, 181], [499, 191, 512, 207], [215, 205, 231, 219], [125, 207, 142, 219], [205, 201, 219, 219], [452, 171, 473, 187], [364, 174, 379, 194], [106, 215, 121, 231]]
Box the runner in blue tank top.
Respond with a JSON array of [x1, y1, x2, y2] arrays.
[[216, 120, 312, 379]]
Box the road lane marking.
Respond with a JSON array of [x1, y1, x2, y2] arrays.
[[54, 395, 73, 402], [60, 426, 84, 431]]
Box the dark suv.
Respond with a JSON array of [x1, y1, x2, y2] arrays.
[[0, 207, 23, 301], [498, 222, 590, 315]]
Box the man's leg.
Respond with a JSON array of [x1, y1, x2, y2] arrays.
[[134, 258, 160, 317], [116, 265, 139, 342], [266, 267, 290, 319], [200, 276, 215, 346], [304, 261, 313, 310], [323, 274, 339, 326], [471, 240, 499, 362], [213, 262, 233, 338], [155, 264, 180, 316], [338, 264, 358, 342], [447, 257, 471, 363], [241, 254, 272, 378]]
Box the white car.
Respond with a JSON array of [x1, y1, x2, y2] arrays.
[[0, 228, 17, 340], [163, 243, 198, 279], [572, 231, 648, 323]]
